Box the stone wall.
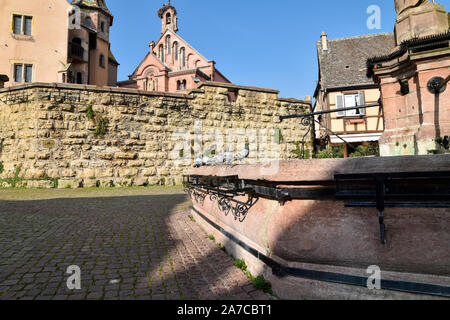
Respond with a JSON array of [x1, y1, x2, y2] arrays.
[[0, 82, 311, 188]]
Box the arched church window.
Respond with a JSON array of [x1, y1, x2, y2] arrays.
[[180, 47, 186, 68], [166, 13, 171, 24], [166, 36, 171, 54], [183, 80, 187, 90], [174, 42, 179, 60], [159, 45, 164, 63], [177, 80, 181, 91]]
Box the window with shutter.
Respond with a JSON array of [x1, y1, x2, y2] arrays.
[[24, 16, 32, 35], [13, 15, 22, 34], [344, 94, 359, 116], [357, 91, 365, 116], [336, 94, 345, 117], [25, 65, 33, 83]]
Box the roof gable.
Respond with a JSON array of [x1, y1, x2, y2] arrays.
[[156, 29, 210, 64], [317, 33, 395, 89]]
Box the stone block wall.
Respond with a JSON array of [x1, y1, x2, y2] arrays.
[[0, 82, 311, 188]]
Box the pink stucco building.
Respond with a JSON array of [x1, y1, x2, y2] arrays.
[[118, 3, 231, 93]]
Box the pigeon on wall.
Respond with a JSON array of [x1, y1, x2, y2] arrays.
[[234, 143, 250, 162], [202, 155, 214, 166], [224, 148, 234, 165], [194, 155, 203, 168], [212, 154, 225, 165]]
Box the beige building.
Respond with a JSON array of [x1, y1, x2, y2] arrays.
[[0, 0, 71, 86], [314, 32, 395, 157], [0, 0, 118, 88]]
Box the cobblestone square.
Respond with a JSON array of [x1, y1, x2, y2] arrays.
[[0, 187, 269, 300]]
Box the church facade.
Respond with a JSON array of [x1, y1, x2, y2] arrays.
[[118, 3, 231, 93]]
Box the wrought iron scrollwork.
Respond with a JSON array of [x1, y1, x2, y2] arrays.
[[183, 175, 258, 222]]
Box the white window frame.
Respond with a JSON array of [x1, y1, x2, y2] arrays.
[[335, 91, 365, 117]]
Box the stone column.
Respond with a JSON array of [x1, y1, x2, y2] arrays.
[[395, 0, 449, 44]]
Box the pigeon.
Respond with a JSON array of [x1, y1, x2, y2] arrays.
[[194, 155, 203, 168], [202, 155, 214, 166], [223, 148, 234, 165], [212, 154, 225, 165], [234, 143, 250, 162]]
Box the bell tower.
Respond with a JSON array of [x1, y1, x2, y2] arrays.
[[158, 1, 178, 34]]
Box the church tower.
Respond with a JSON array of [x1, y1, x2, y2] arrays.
[[158, 1, 178, 34], [69, 0, 118, 86]]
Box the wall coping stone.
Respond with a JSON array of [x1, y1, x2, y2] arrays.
[[0, 82, 311, 105], [190, 154, 450, 183], [198, 81, 281, 94], [0, 82, 194, 99]]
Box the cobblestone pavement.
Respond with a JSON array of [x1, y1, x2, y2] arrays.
[[0, 188, 270, 300]]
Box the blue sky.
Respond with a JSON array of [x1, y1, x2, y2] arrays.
[[108, 0, 450, 99]]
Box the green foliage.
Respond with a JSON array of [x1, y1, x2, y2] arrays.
[[86, 105, 95, 120], [233, 259, 247, 272], [93, 115, 109, 137], [160, 177, 166, 186], [87, 105, 109, 137], [42, 174, 59, 189], [0, 168, 59, 189], [434, 137, 450, 153], [207, 234, 215, 241], [0, 161, 4, 175], [179, 149, 184, 158], [349, 143, 379, 158], [253, 276, 272, 294], [316, 145, 345, 159], [275, 129, 284, 144], [292, 142, 311, 159], [1, 168, 22, 188]]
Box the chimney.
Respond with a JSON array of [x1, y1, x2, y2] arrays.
[[321, 31, 328, 51]]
